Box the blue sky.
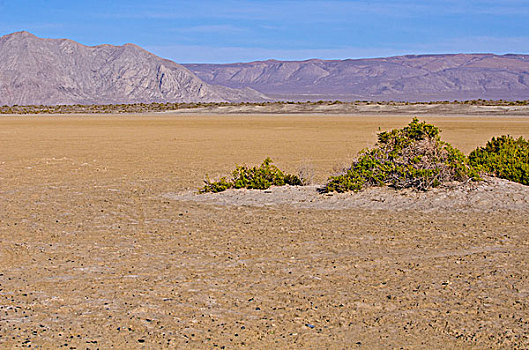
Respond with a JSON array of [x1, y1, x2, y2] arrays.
[[1, 0, 528, 63]]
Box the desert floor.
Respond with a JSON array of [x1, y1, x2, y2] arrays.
[[1, 114, 528, 348]]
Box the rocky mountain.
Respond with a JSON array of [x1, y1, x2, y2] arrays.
[[185, 54, 529, 101], [0, 32, 266, 106]]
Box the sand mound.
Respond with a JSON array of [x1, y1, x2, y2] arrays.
[[165, 176, 529, 212]]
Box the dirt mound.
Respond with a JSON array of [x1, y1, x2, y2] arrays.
[[165, 176, 529, 212]]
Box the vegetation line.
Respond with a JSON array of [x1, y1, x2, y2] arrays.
[[2, 99, 529, 115]]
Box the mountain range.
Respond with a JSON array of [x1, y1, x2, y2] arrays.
[[185, 54, 529, 102], [0, 31, 528, 105]]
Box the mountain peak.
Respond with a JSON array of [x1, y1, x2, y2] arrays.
[[6, 31, 39, 39], [2, 31, 37, 41], [10, 30, 36, 37]]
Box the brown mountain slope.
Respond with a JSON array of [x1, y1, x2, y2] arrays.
[[0, 32, 266, 105], [185, 54, 529, 101]]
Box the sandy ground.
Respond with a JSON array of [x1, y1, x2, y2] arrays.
[[167, 103, 529, 116], [1, 114, 529, 348], [167, 177, 529, 212]]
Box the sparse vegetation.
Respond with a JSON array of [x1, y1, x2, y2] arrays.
[[2, 99, 529, 114], [469, 135, 529, 185], [200, 157, 302, 193], [323, 118, 480, 192]]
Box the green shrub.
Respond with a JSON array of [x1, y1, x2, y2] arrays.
[[200, 157, 302, 193], [324, 118, 480, 193], [469, 135, 529, 185]]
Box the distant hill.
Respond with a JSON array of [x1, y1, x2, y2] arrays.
[[185, 54, 529, 101], [0, 32, 266, 106]]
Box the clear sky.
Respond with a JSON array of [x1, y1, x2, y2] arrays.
[[0, 0, 528, 63]]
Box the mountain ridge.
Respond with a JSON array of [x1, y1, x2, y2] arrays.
[[0, 31, 266, 106], [185, 53, 529, 101]]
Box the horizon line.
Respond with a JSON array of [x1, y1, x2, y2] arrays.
[[2, 31, 529, 65]]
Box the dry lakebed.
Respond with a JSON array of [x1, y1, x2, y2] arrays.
[[1, 113, 528, 348]]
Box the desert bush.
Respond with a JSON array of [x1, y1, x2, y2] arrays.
[[469, 135, 529, 185], [200, 157, 302, 193], [324, 118, 479, 192]]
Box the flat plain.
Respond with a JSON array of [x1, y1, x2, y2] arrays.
[[1, 114, 529, 348]]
